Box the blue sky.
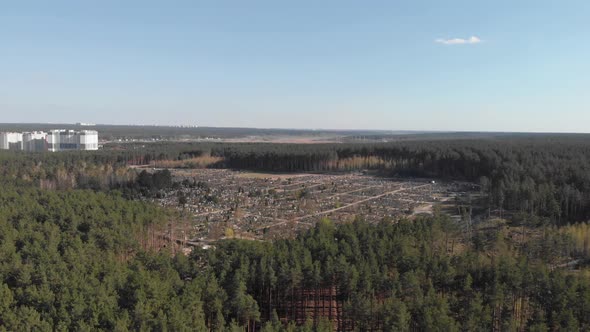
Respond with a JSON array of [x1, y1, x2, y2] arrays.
[[1, 1, 589, 132]]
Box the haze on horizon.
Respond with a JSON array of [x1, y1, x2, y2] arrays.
[[1, 1, 589, 133]]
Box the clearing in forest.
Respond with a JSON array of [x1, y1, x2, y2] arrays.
[[149, 169, 478, 245]]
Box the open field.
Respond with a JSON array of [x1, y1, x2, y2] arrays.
[[146, 169, 479, 245]]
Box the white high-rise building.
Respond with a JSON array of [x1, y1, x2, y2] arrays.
[[47, 130, 99, 151], [2, 130, 98, 152], [79, 130, 99, 150], [0, 132, 23, 150]]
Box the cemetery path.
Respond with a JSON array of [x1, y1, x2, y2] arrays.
[[297, 184, 430, 221]]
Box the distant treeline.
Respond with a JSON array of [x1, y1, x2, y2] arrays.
[[0, 123, 394, 141]]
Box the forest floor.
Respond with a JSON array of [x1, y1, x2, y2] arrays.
[[147, 169, 479, 248]]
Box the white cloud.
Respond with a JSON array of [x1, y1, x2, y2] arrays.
[[435, 36, 482, 45]]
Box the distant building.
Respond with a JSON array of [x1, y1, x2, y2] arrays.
[[0, 130, 98, 152], [0, 132, 23, 150], [47, 130, 98, 151], [23, 131, 48, 152], [79, 130, 99, 150]]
